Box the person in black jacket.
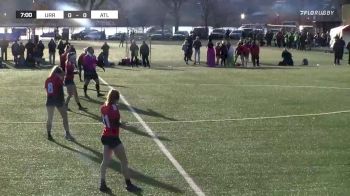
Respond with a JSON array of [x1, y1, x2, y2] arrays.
[[25, 39, 35, 66], [333, 36, 343, 65], [48, 39, 57, 65], [11, 40, 20, 66], [339, 37, 346, 60], [37, 40, 45, 65], [57, 40, 65, 56], [130, 40, 139, 67], [101, 42, 110, 66], [0, 38, 9, 61], [140, 41, 150, 68], [19, 42, 25, 66], [279, 48, 294, 66]]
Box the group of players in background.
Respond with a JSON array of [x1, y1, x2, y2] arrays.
[[44, 42, 142, 193]]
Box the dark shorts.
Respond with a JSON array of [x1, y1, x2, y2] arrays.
[[101, 136, 122, 149], [84, 71, 98, 81], [64, 79, 75, 86], [46, 96, 64, 107]]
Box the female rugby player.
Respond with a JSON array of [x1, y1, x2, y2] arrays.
[[99, 89, 141, 193], [64, 52, 85, 111], [83, 47, 105, 97], [45, 66, 74, 141]]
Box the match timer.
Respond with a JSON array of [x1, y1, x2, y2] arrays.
[[16, 11, 36, 19]]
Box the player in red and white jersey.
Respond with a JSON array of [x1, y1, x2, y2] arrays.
[[64, 52, 85, 111], [44, 66, 74, 141], [99, 89, 141, 193], [60, 45, 70, 71], [77, 48, 87, 82]]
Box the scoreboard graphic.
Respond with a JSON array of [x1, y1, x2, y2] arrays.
[[16, 10, 118, 19]]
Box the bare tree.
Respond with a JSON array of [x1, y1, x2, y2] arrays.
[[160, 0, 188, 32], [199, 0, 217, 36]]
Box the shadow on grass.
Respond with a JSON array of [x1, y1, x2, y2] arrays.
[[77, 87, 109, 93], [50, 139, 183, 194], [3, 60, 54, 70], [100, 83, 128, 89], [119, 104, 178, 122], [69, 109, 101, 121], [121, 123, 171, 142]]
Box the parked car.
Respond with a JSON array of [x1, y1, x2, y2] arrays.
[[172, 31, 189, 40], [108, 33, 122, 40], [150, 30, 172, 40], [210, 28, 226, 40], [193, 27, 208, 39], [83, 31, 103, 40], [229, 30, 243, 40], [72, 29, 98, 40]]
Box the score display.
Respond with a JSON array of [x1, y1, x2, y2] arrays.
[[16, 10, 118, 19]]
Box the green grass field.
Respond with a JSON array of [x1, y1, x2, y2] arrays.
[[1, 41, 350, 195]]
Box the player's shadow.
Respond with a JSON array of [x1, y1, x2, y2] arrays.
[[69, 109, 101, 122], [119, 104, 178, 122], [3, 60, 53, 70], [100, 83, 127, 89], [80, 96, 104, 105], [77, 87, 109, 93], [50, 139, 183, 194], [121, 123, 171, 142]]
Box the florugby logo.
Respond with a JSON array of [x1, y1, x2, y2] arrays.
[[300, 10, 335, 16]]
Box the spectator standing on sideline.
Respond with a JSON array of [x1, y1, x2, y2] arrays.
[[220, 41, 228, 67], [130, 40, 139, 67], [250, 41, 260, 67], [120, 33, 126, 47], [236, 41, 245, 67], [333, 36, 343, 65], [187, 34, 194, 61], [37, 40, 45, 65], [193, 36, 202, 65], [25, 39, 35, 66], [347, 41, 350, 65], [215, 42, 221, 65], [11, 40, 20, 66], [140, 41, 150, 68], [0, 38, 9, 61], [48, 39, 57, 65], [101, 42, 110, 67], [227, 42, 235, 67], [19, 42, 25, 66], [339, 37, 346, 60], [207, 39, 216, 67], [182, 40, 190, 64], [57, 40, 65, 56]]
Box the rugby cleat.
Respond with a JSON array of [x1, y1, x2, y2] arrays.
[[126, 184, 142, 192]]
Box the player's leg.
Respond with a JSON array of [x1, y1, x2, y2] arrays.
[[100, 145, 113, 192], [83, 76, 91, 97], [72, 84, 84, 110], [57, 105, 74, 141], [113, 144, 141, 192], [46, 106, 55, 140], [94, 76, 103, 97], [65, 85, 73, 110]]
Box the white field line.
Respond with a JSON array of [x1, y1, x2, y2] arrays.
[[2, 109, 350, 125], [99, 77, 206, 196]]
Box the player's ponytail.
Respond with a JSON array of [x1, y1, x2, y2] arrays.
[[49, 65, 63, 77], [105, 89, 120, 105]]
